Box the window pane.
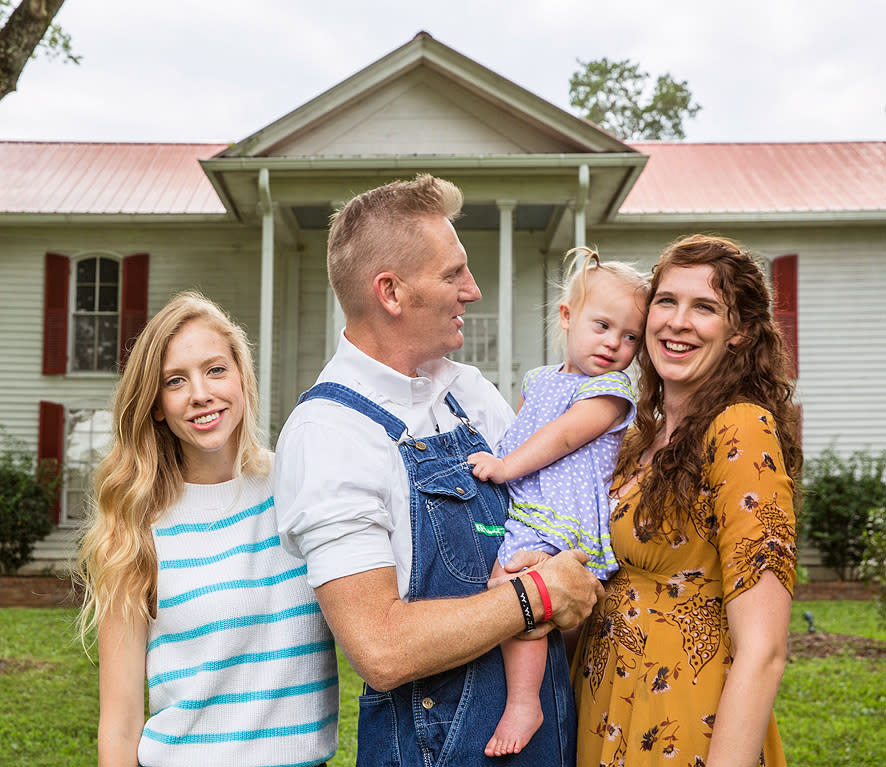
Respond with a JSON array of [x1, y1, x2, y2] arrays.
[[64, 409, 113, 525], [97, 317, 119, 371], [77, 257, 96, 284], [98, 284, 118, 312], [64, 475, 89, 522], [72, 342, 94, 371], [74, 315, 95, 344], [76, 285, 96, 311], [72, 317, 95, 371], [99, 258, 119, 283]]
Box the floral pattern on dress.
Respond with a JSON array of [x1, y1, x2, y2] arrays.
[[572, 403, 796, 767]]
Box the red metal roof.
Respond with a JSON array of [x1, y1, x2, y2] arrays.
[[622, 141, 886, 215], [1, 140, 884, 217], [0, 142, 227, 215]]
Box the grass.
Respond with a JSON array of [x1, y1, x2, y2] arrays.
[[778, 601, 886, 767], [0, 601, 883, 766]]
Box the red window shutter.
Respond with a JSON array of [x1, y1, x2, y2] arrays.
[[120, 253, 150, 369], [43, 253, 70, 375], [38, 401, 65, 525], [772, 254, 798, 378]]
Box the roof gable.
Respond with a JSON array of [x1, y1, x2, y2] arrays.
[[223, 32, 630, 158]]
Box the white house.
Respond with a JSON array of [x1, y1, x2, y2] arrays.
[[1, 32, 884, 570]]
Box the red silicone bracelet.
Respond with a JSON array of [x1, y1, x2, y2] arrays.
[[527, 569, 553, 623]]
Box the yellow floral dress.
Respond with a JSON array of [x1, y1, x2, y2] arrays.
[[572, 403, 797, 767]]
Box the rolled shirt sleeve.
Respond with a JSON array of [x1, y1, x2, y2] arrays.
[[275, 405, 399, 590]]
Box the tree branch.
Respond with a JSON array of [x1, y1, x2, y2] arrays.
[[0, 0, 66, 101]]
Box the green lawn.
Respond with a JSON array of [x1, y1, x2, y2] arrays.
[[0, 602, 883, 766]]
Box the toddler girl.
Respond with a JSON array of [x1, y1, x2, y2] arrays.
[[468, 248, 647, 757]]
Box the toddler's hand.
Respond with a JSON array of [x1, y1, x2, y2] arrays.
[[467, 451, 507, 483]]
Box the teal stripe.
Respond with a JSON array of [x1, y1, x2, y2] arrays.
[[155, 496, 274, 536], [147, 602, 323, 651], [142, 711, 337, 745], [165, 675, 338, 710], [159, 535, 280, 569], [147, 639, 335, 688], [158, 565, 307, 608]]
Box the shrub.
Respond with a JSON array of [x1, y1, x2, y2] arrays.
[[859, 507, 886, 625], [801, 449, 886, 580], [0, 429, 57, 574]]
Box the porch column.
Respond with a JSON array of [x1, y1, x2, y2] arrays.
[[497, 200, 516, 403], [326, 200, 347, 361], [257, 168, 274, 444], [574, 163, 589, 249]]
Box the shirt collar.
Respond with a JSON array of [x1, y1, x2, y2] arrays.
[[332, 332, 461, 408]]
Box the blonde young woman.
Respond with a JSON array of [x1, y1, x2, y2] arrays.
[[78, 292, 336, 767]]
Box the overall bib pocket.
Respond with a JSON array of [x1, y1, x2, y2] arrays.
[[415, 464, 501, 584]]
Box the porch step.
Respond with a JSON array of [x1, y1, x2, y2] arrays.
[[17, 527, 79, 575]]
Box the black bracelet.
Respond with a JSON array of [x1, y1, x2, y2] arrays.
[[510, 576, 536, 632]]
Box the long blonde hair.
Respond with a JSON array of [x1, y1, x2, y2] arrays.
[[77, 291, 268, 646]]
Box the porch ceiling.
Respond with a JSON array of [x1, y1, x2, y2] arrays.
[[199, 153, 648, 236], [291, 202, 557, 231]]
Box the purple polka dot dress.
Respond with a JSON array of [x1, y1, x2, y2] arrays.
[[495, 365, 636, 579]]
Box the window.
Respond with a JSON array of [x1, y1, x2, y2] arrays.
[[43, 251, 149, 375], [72, 256, 120, 372], [38, 402, 112, 526], [63, 408, 113, 525]]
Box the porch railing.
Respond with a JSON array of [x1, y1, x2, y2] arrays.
[[451, 313, 497, 367]]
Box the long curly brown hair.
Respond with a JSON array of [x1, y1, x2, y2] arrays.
[[615, 234, 803, 533]]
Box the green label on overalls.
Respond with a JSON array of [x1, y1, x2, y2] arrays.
[[474, 522, 505, 537]]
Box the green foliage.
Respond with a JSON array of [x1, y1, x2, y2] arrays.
[[568, 57, 701, 140], [0, 429, 56, 574], [860, 507, 886, 625], [802, 449, 886, 580], [0, 0, 81, 64]]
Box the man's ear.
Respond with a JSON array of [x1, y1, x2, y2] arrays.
[[559, 303, 571, 332], [372, 271, 404, 318]]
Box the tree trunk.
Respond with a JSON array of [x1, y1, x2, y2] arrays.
[[0, 0, 67, 101]]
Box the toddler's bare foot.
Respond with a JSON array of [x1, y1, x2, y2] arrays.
[[483, 699, 543, 757]]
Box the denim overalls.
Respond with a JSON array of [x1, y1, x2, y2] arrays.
[[299, 382, 576, 767]]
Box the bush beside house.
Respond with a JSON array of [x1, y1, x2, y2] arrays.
[[0, 429, 56, 574], [802, 449, 886, 580]]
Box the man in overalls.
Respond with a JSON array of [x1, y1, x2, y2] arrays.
[[276, 174, 604, 766]]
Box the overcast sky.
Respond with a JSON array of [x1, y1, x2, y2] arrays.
[[1, 0, 884, 144]]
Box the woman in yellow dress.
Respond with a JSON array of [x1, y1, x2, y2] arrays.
[[572, 234, 803, 766]]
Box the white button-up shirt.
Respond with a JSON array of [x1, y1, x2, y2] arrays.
[[275, 333, 514, 599]]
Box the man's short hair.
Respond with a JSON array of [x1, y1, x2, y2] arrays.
[[327, 174, 463, 318]]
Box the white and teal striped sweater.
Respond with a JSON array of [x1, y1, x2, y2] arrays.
[[138, 465, 337, 767]]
